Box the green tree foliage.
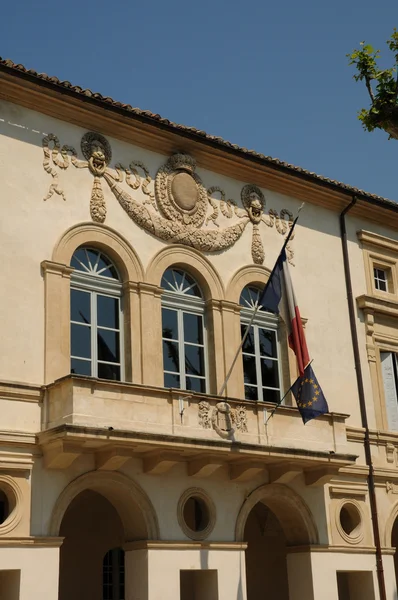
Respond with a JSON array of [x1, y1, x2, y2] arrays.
[[348, 29, 398, 138]]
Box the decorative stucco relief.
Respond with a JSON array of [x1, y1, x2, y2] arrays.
[[386, 481, 398, 494], [198, 400, 248, 438], [42, 132, 295, 264]]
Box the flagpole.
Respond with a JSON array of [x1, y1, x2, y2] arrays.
[[217, 203, 305, 398]]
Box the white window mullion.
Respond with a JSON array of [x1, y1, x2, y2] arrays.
[[178, 309, 186, 389], [92, 291, 98, 378], [253, 325, 263, 402], [276, 327, 284, 402], [381, 351, 398, 431], [202, 314, 209, 394], [119, 296, 125, 381]]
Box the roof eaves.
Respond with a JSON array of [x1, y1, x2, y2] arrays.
[[1, 57, 397, 213]]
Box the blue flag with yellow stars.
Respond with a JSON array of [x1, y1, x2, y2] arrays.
[[291, 364, 329, 424]]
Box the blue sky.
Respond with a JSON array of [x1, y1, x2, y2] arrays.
[[1, 0, 398, 200]]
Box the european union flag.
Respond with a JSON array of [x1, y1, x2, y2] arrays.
[[291, 364, 329, 424]]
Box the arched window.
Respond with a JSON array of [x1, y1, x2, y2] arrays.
[[240, 285, 281, 403], [70, 247, 123, 381], [103, 547, 125, 600], [161, 268, 207, 393]]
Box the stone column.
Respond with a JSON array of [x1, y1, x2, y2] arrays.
[[41, 261, 73, 384], [123, 281, 141, 383], [126, 542, 247, 600], [288, 548, 380, 600], [219, 300, 243, 398], [0, 542, 61, 600], [124, 547, 149, 600], [286, 550, 316, 600], [138, 283, 163, 387], [205, 299, 227, 395]]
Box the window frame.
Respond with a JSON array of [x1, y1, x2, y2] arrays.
[[380, 349, 398, 431], [70, 251, 125, 382], [103, 547, 125, 600], [161, 275, 209, 394], [373, 266, 388, 292], [240, 287, 283, 403]]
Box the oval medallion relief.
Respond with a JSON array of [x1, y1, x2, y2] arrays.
[[171, 172, 199, 212]]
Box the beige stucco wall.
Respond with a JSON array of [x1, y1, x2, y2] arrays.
[[1, 94, 398, 599], [0, 546, 60, 600], [2, 97, 397, 425]]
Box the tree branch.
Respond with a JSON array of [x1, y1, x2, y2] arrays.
[[365, 76, 375, 103], [395, 69, 398, 99]]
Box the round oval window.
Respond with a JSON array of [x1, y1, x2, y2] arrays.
[[0, 489, 10, 525], [339, 503, 361, 537], [183, 496, 210, 533]]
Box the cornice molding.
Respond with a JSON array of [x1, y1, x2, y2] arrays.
[[358, 230, 398, 253], [123, 540, 248, 551], [0, 381, 43, 403], [0, 537, 64, 548], [356, 294, 398, 318], [287, 544, 394, 555]]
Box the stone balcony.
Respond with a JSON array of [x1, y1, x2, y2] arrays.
[[39, 375, 356, 482]]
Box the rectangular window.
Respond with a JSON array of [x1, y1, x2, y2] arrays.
[[336, 571, 375, 600], [70, 288, 122, 381], [373, 267, 389, 292], [241, 323, 281, 403], [380, 351, 398, 431], [180, 570, 219, 600], [162, 307, 207, 393]]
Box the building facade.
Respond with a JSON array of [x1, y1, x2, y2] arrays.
[[0, 58, 398, 600]]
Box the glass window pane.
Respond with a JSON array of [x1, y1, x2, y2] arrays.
[[186, 377, 206, 393], [171, 268, 185, 290], [184, 282, 201, 297], [71, 289, 91, 324], [263, 388, 280, 403], [162, 308, 178, 340], [240, 286, 261, 309], [259, 328, 277, 358], [183, 313, 203, 345], [243, 354, 257, 385], [71, 323, 91, 359], [71, 248, 89, 272], [245, 385, 259, 401], [161, 269, 174, 290], [97, 329, 120, 362], [98, 363, 120, 381], [184, 345, 205, 376], [97, 264, 119, 279], [161, 268, 201, 297], [86, 248, 100, 271], [163, 340, 180, 373], [241, 325, 255, 354], [261, 359, 280, 389], [71, 357, 91, 376], [97, 295, 119, 329], [95, 252, 119, 279], [164, 372, 180, 388]]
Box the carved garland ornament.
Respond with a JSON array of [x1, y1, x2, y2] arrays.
[[198, 401, 248, 439], [42, 132, 295, 264]]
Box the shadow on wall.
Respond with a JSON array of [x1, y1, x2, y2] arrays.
[[0, 100, 53, 149]]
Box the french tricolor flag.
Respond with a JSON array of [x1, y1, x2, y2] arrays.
[[259, 247, 310, 377]]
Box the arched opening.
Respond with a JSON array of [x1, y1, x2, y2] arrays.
[[392, 516, 398, 589], [244, 502, 289, 600], [59, 490, 125, 600], [54, 472, 159, 600], [236, 484, 318, 600]]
